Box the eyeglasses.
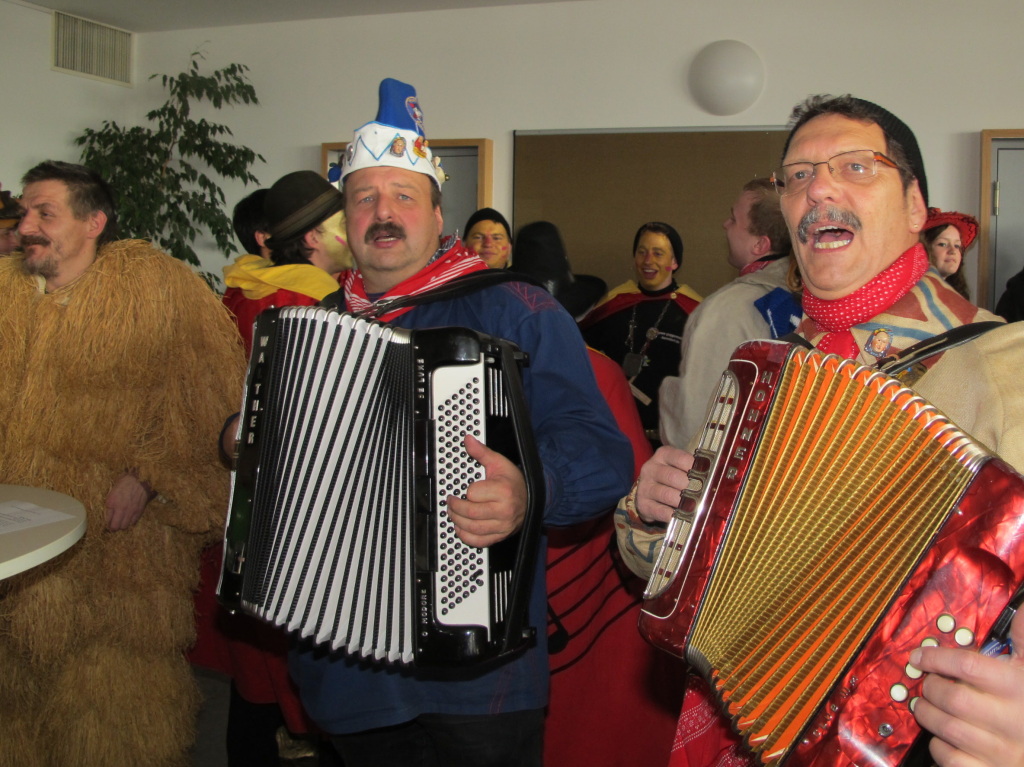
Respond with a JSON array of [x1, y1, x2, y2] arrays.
[[771, 150, 901, 197]]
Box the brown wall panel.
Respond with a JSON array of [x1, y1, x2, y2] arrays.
[[513, 130, 787, 299]]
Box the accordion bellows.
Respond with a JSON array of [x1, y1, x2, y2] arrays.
[[641, 340, 1024, 765], [219, 306, 543, 669]]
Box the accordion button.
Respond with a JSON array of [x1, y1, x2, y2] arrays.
[[905, 662, 923, 679], [920, 637, 939, 648], [692, 456, 711, 474], [889, 684, 909, 702], [936, 614, 956, 633], [955, 628, 974, 646], [909, 697, 919, 712]]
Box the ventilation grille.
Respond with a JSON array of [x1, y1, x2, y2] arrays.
[[52, 11, 132, 86]]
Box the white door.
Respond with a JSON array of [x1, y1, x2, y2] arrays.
[[990, 140, 1024, 310]]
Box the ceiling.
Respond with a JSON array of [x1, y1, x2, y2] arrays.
[[25, 0, 565, 33]]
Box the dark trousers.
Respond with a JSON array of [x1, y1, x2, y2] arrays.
[[226, 682, 345, 767], [226, 682, 284, 767], [330, 708, 545, 767]]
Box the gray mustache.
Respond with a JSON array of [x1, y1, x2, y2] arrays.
[[796, 206, 862, 244]]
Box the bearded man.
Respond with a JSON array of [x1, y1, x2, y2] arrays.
[[0, 160, 246, 766]]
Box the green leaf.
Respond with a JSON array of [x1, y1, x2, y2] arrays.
[[72, 51, 265, 276]]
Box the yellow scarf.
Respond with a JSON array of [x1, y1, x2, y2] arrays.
[[223, 255, 341, 301]]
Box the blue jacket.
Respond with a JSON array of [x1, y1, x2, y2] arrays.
[[290, 277, 633, 734]]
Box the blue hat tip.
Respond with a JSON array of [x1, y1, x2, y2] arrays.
[[375, 78, 425, 136]]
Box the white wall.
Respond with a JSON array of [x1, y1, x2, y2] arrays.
[[0, 1, 138, 185], [4, 0, 1024, 292]]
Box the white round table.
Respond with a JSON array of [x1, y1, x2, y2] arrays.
[[0, 484, 87, 580]]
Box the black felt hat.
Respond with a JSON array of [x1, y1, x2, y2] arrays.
[[0, 188, 23, 229], [511, 221, 607, 319], [264, 171, 344, 245]]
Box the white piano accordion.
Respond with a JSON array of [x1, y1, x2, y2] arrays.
[[218, 306, 544, 669]]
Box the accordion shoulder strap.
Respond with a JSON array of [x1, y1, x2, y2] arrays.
[[778, 322, 1003, 382], [778, 331, 814, 350], [320, 271, 544, 316], [876, 321, 1004, 380]]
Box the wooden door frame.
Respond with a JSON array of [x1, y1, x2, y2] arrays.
[[979, 129, 1024, 307], [320, 138, 493, 208]]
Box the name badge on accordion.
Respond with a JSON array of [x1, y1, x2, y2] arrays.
[[640, 340, 1024, 766], [218, 306, 544, 669]]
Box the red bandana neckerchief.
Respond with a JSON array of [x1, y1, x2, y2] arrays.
[[739, 260, 771, 276], [739, 253, 785, 276], [802, 243, 929, 359], [342, 236, 489, 322]]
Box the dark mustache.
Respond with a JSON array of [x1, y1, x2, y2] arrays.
[[796, 205, 862, 244], [20, 235, 49, 248], [365, 222, 405, 243]]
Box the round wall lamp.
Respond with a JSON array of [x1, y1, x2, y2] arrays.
[[688, 40, 765, 116]]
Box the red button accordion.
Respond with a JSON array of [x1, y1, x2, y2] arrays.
[[640, 340, 1024, 765]]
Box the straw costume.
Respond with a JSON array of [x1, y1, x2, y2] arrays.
[[0, 239, 246, 767]]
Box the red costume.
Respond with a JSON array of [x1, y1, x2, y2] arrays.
[[544, 348, 687, 767], [191, 256, 344, 735]]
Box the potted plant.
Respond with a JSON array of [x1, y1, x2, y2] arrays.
[[76, 51, 264, 288]]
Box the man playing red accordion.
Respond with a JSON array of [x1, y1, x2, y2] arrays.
[[616, 95, 1024, 767]]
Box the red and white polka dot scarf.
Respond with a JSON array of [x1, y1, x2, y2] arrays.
[[801, 244, 929, 359]]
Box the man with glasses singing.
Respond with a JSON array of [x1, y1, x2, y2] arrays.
[[615, 95, 1024, 767]]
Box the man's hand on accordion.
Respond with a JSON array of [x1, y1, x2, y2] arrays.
[[634, 446, 694, 525], [445, 434, 527, 549], [911, 606, 1024, 767]]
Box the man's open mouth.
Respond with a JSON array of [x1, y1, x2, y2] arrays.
[[813, 226, 853, 250], [797, 205, 862, 248]]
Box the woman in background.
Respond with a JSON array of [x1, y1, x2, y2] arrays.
[[922, 208, 977, 301]]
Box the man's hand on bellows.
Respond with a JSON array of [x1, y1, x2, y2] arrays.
[[446, 434, 527, 549], [105, 471, 152, 531], [635, 446, 694, 525]]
